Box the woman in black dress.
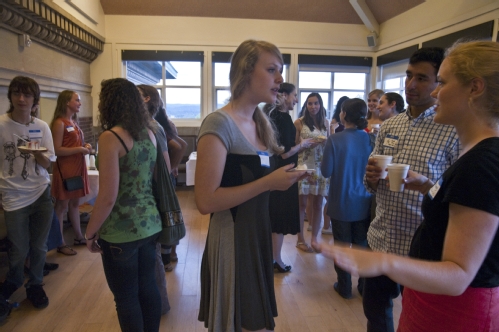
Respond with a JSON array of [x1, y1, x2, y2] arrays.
[[265, 83, 314, 272]]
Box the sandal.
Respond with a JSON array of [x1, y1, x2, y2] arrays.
[[73, 238, 87, 245], [57, 245, 77, 256], [311, 242, 322, 253], [164, 263, 174, 272], [296, 242, 314, 253], [321, 228, 333, 235]]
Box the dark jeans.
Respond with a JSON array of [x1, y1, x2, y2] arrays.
[[4, 186, 53, 288], [331, 218, 369, 297], [363, 275, 401, 332], [100, 233, 161, 332]]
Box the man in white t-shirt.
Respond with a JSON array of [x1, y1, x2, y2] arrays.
[[0, 76, 56, 310]]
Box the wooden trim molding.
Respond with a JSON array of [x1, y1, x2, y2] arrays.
[[0, 0, 104, 63]]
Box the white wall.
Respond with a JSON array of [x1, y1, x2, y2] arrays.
[[51, 0, 106, 38]]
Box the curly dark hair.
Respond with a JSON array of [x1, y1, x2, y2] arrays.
[[98, 78, 151, 140]]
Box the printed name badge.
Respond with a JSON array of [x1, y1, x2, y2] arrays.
[[383, 134, 399, 149], [28, 129, 42, 141], [66, 126, 75, 132], [257, 151, 270, 168], [428, 178, 442, 200]]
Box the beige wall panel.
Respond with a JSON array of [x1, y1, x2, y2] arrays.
[[89, 43, 114, 127], [104, 16, 370, 50], [0, 28, 93, 118]]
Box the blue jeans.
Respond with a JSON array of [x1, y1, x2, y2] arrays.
[[363, 275, 401, 332], [331, 218, 369, 296], [99, 233, 161, 332], [4, 185, 53, 288]]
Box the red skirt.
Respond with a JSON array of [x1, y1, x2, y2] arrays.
[[398, 286, 499, 332]]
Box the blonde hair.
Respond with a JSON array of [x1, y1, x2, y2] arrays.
[[229, 40, 284, 154], [51, 90, 77, 128], [445, 41, 499, 123], [368, 89, 384, 99]]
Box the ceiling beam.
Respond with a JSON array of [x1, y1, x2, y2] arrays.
[[349, 0, 379, 35]]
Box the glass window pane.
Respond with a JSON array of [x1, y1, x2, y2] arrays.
[[299, 92, 330, 115], [125, 61, 162, 85], [332, 91, 366, 108], [165, 88, 201, 119], [299, 72, 331, 89], [165, 61, 201, 86], [281, 65, 288, 83], [333, 73, 366, 90], [214, 63, 230, 87], [217, 89, 231, 109], [384, 77, 401, 90]]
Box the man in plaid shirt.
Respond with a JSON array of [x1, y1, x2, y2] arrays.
[[362, 47, 460, 332]]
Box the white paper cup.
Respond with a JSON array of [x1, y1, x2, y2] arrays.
[[373, 155, 393, 179], [371, 124, 380, 130], [387, 163, 410, 192]]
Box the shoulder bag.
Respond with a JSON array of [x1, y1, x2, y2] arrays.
[[152, 132, 185, 245], [56, 159, 84, 191]]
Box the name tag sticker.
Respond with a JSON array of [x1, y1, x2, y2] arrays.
[[383, 134, 399, 149], [28, 129, 42, 141], [66, 126, 75, 132], [428, 178, 442, 199], [257, 151, 270, 168]]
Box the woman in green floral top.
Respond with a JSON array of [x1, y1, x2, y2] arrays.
[[85, 78, 162, 332]]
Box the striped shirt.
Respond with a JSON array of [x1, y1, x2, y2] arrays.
[[364, 105, 460, 255]]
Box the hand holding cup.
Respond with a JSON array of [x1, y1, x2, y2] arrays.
[[386, 164, 410, 192]]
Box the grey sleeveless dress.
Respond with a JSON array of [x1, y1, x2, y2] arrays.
[[198, 110, 277, 332]]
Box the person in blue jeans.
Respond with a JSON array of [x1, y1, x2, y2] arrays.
[[0, 76, 56, 309], [321, 98, 373, 299], [85, 78, 162, 332]]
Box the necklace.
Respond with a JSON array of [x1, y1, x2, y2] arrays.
[[9, 113, 34, 126]]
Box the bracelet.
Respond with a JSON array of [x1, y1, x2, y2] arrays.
[[85, 233, 96, 241]]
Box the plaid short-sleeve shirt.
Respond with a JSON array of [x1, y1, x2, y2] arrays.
[[365, 106, 460, 255]]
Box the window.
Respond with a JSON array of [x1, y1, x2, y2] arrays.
[[122, 50, 204, 120], [380, 59, 409, 104], [383, 76, 405, 98], [212, 52, 289, 112], [298, 69, 367, 118], [213, 62, 230, 110]]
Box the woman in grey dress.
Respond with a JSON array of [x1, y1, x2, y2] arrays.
[[196, 40, 307, 332]]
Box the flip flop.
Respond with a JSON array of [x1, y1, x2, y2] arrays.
[[164, 263, 174, 272], [321, 228, 333, 235], [73, 238, 87, 245], [57, 245, 77, 256], [296, 242, 314, 253]]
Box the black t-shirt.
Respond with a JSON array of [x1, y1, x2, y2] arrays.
[[269, 110, 298, 167], [410, 137, 499, 288]]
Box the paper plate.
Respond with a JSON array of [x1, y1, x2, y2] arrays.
[[18, 146, 48, 153]]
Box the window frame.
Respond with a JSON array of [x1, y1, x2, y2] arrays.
[[297, 65, 370, 118]]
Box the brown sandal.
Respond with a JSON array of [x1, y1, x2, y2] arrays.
[[57, 245, 77, 256], [296, 242, 314, 253]]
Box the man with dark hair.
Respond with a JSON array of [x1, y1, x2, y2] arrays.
[[0, 76, 56, 310], [362, 48, 460, 332]]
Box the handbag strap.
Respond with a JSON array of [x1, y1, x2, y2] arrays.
[[55, 158, 66, 180], [108, 129, 129, 153]]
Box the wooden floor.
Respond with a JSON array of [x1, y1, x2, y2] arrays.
[[0, 187, 401, 331]]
